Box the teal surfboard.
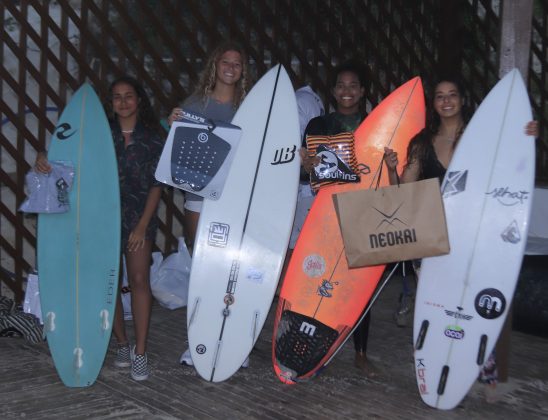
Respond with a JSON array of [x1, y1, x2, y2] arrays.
[[37, 84, 120, 387]]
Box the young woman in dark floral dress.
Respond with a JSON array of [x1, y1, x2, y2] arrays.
[[37, 76, 164, 381]]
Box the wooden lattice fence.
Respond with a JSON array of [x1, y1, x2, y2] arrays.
[[463, 0, 548, 181], [1, 0, 547, 301]]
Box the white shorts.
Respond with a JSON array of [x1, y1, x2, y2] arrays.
[[184, 199, 203, 213]]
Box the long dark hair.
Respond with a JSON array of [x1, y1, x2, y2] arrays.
[[105, 76, 161, 131], [425, 76, 471, 134], [403, 76, 471, 174]]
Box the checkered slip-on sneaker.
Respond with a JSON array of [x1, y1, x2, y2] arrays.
[[131, 346, 149, 381], [114, 343, 131, 368]]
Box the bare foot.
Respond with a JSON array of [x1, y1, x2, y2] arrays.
[[484, 383, 499, 403], [484, 379, 519, 403], [354, 352, 380, 378]]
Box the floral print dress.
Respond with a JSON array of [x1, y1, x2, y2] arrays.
[[112, 121, 164, 248]]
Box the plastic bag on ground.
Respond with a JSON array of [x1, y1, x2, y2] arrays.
[[23, 273, 43, 324], [151, 238, 191, 309]]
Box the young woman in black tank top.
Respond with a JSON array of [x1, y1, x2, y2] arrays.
[[384, 77, 537, 185], [384, 76, 538, 398], [385, 77, 468, 184]]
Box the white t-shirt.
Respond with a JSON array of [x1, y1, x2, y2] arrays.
[[295, 86, 324, 139]]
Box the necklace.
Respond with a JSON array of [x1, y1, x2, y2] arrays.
[[121, 130, 134, 134]]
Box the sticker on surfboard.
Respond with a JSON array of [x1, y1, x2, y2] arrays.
[[170, 125, 232, 192], [155, 111, 242, 200]]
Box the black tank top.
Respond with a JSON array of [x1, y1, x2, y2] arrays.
[[420, 141, 446, 183]]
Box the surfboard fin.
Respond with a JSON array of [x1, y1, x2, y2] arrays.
[[477, 334, 488, 365], [251, 311, 259, 341], [100, 309, 110, 333], [44, 311, 56, 334], [188, 298, 200, 327], [209, 340, 222, 381], [415, 320, 429, 350], [437, 365, 449, 395], [73, 347, 84, 370]]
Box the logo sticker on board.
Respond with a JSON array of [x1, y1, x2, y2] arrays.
[[208, 222, 230, 247], [416, 358, 428, 395], [444, 325, 465, 340], [442, 170, 468, 198], [317, 279, 339, 298], [196, 344, 206, 354], [444, 308, 473, 321], [302, 254, 326, 278], [357, 163, 371, 175], [313, 145, 359, 183], [246, 267, 264, 284], [197, 132, 209, 143], [501, 220, 521, 244], [299, 321, 317, 337], [271, 145, 297, 165], [485, 187, 529, 206], [474, 288, 506, 319], [55, 122, 77, 140]]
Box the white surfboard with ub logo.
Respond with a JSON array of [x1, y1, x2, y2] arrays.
[[186, 65, 300, 382], [413, 69, 535, 410]]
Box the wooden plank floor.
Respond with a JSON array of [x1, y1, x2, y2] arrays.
[[1, 275, 547, 419]]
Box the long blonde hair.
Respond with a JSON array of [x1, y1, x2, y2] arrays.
[[194, 40, 250, 109]]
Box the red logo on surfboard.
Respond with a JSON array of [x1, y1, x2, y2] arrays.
[[302, 254, 326, 278], [416, 358, 429, 395]]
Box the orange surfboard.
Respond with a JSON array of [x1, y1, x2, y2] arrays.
[[272, 77, 425, 384]]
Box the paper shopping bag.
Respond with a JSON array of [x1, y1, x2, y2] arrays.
[[333, 178, 450, 268]]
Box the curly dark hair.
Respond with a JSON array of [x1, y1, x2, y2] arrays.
[[331, 59, 367, 89], [105, 76, 161, 131]]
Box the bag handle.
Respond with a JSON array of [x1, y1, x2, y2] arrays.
[[377, 153, 400, 190]]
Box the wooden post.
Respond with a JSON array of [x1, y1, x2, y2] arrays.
[[496, 0, 534, 384], [498, 0, 534, 79]]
